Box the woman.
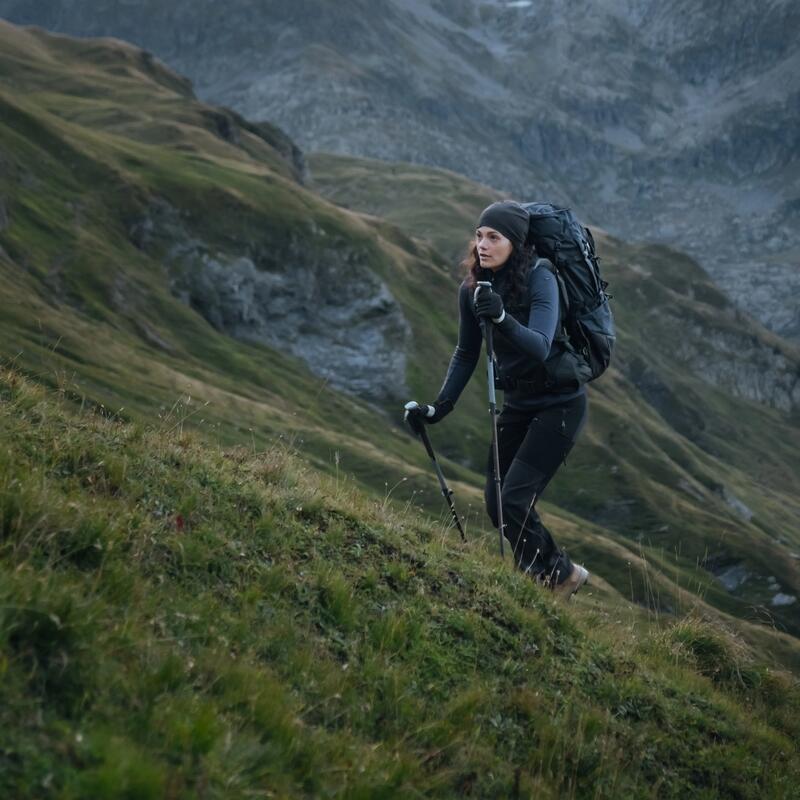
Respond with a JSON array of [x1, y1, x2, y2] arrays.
[[405, 201, 589, 598]]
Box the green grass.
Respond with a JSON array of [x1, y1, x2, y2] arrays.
[[2, 367, 800, 798]]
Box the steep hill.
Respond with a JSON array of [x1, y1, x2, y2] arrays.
[[309, 152, 800, 640], [2, 0, 799, 341], [1, 20, 799, 670], [2, 367, 800, 797]]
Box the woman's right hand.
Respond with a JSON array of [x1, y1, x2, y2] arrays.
[[403, 399, 453, 431]]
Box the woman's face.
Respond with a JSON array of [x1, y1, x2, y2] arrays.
[[476, 226, 513, 270]]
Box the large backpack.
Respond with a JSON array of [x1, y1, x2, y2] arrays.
[[520, 202, 616, 390]]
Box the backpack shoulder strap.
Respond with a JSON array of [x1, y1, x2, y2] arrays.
[[534, 256, 569, 314], [531, 258, 570, 344]]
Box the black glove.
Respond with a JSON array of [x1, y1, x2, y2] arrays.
[[474, 287, 505, 322], [403, 399, 454, 431]]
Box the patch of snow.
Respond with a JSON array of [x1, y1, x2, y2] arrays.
[[715, 563, 751, 592], [678, 478, 705, 502], [604, 125, 645, 152], [719, 486, 754, 521], [770, 593, 797, 607]]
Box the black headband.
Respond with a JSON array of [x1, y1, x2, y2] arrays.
[[477, 201, 530, 248]]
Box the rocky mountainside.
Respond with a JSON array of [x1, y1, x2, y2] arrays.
[[2, 0, 799, 341], [310, 152, 800, 418]]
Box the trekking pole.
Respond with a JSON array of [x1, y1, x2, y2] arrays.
[[476, 281, 506, 559], [404, 407, 466, 542]]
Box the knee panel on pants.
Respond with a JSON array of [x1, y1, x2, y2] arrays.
[[501, 461, 547, 519]]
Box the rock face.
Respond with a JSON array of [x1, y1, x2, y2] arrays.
[[136, 199, 410, 403], [172, 251, 410, 402], [662, 312, 800, 413], [2, 0, 799, 341]]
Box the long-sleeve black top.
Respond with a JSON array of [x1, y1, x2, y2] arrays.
[[435, 259, 585, 413]]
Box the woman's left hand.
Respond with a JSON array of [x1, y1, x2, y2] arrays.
[[474, 287, 505, 322]]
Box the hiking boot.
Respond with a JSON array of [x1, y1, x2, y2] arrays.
[[552, 564, 589, 600]]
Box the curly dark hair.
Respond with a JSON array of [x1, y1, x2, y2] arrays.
[[461, 238, 536, 310]]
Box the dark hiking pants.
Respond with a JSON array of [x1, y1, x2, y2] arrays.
[[484, 393, 588, 586]]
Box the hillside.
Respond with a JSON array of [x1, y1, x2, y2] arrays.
[[2, 366, 800, 798], [1, 18, 799, 672], [309, 152, 800, 645], [0, 20, 465, 486]]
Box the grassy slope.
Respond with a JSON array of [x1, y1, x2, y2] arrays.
[[0, 21, 464, 502], [309, 152, 800, 644], [2, 367, 799, 799], [305, 152, 506, 266], [1, 19, 799, 669]]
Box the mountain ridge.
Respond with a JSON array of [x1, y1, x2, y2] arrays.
[[3, 0, 798, 340]]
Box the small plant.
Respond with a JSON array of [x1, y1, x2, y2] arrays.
[[661, 615, 762, 689]]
